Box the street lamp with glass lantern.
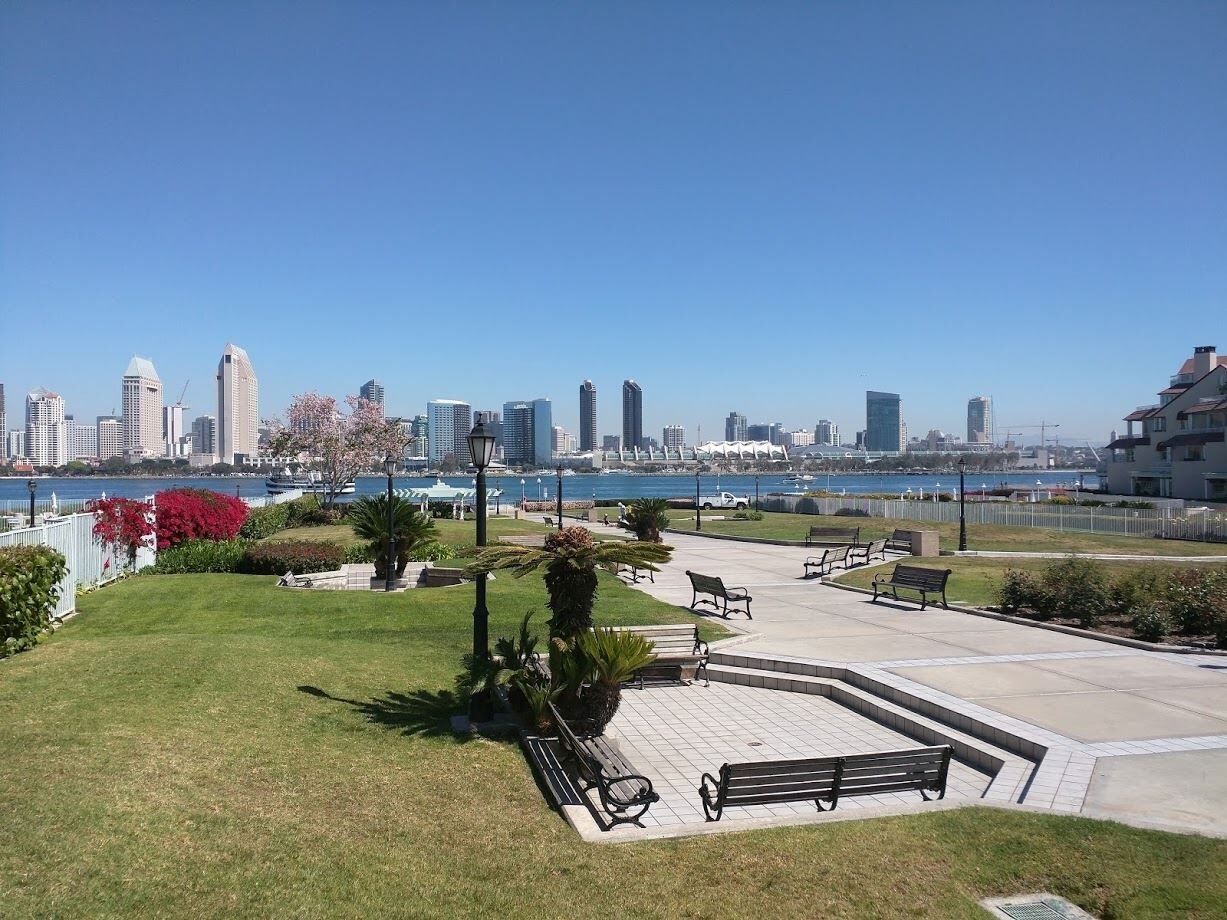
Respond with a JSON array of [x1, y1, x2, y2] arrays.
[[957, 456, 967, 552], [27, 479, 37, 527], [465, 422, 497, 722], [383, 453, 397, 591], [537, 477, 542, 500], [520, 478, 526, 502], [754, 475, 760, 512], [555, 465, 563, 530], [695, 471, 702, 532]]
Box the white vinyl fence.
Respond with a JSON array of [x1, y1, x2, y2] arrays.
[[0, 512, 156, 619], [242, 488, 304, 509], [760, 494, 1227, 543]]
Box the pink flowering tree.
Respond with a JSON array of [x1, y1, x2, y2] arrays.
[[271, 393, 406, 508]]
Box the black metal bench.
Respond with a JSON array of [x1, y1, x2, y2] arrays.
[[885, 529, 913, 553], [685, 570, 752, 619], [549, 701, 659, 826], [805, 526, 860, 547], [616, 563, 655, 584], [871, 564, 952, 610], [803, 545, 850, 577], [610, 624, 709, 686], [848, 537, 888, 566], [698, 745, 952, 821]]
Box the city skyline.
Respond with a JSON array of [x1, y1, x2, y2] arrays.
[[2, 5, 1222, 447]]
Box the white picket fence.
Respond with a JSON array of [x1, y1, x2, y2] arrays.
[[760, 494, 1227, 542], [0, 512, 157, 619], [242, 488, 304, 509]]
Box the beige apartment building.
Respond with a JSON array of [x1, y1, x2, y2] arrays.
[[1105, 345, 1227, 501]]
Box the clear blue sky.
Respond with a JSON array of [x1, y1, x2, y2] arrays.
[[2, 1, 1223, 446]]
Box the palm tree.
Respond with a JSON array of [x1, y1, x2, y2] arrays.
[[578, 628, 656, 731], [348, 494, 436, 579], [468, 526, 672, 642], [625, 498, 671, 543]]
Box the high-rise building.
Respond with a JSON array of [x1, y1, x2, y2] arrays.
[[865, 391, 902, 452], [26, 389, 69, 467], [473, 410, 503, 448], [602, 435, 622, 451], [66, 415, 98, 460], [360, 379, 385, 413], [815, 419, 840, 447], [0, 384, 6, 457], [217, 344, 259, 464], [97, 416, 123, 461], [662, 425, 685, 449], [579, 380, 597, 452], [427, 399, 472, 465], [967, 396, 993, 445], [622, 380, 642, 451], [7, 430, 25, 460], [725, 411, 747, 442], [502, 398, 552, 466], [122, 356, 164, 459], [551, 426, 576, 455], [746, 423, 771, 441], [191, 415, 217, 456], [769, 422, 787, 446], [163, 404, 186, 457], [788, 429, 814, 448]]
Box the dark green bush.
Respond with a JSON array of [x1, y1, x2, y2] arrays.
[[0, 545, 68, 657], [238, 504, 290, 539], [997, 569, 1038, 614], [154, 539, 248, 574], [1132, 604, 1171, 643], [240, 541, 345, 575], [1043, 557, 1111, 628], [1109, 567, 1170, 614], [833, 508, 869, 517], [1163, 568, 1227, 636]]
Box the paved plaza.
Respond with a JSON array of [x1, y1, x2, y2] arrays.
[[574, 530, 1227, 840]]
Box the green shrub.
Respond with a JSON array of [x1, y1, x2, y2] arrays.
[[1043, 557, 1111, 628], [833, 508, 869, 517], [732, 510, 765, 521], [0, 545, 68, 656], [154, 539, 249, 573], [408, 540, 456, 562], [1162, 568, 1227, 636], [344, 544, 375, 564], [1114, 500, 1155, 510], [238, 503, 290, 539], [240, 541, 345, 575], [1109, 568, 1169, 614], [997, 569, 1037, 614], [1132, 604, 1171, 643]]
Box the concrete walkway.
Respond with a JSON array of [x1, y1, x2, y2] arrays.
[[625, 532, 1227, 837]]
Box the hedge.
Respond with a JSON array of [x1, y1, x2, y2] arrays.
[[239, 541, 345, 575], [1, 545, 68, 657], [153, 539, 249, 574]]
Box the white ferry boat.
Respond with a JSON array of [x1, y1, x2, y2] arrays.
[[783, 473, 815, 484], [266, 469, 356, 496]]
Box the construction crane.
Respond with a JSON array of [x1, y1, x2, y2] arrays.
[[176, 379, 189, 407], [1002, 421, 1060, 446]]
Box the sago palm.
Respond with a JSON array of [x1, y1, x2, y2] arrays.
[[577, 628, 657, 731], [626, 498, 671, 543], [348, 494, 436, 579]]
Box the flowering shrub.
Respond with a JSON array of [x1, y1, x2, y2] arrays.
[[239, 541, 345, 575], [1, 545, 68, 656], [155, 489, 248, 550], [89, 497, 155, 568]]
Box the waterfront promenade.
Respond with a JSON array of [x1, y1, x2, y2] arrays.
[[610, 531, 1227, 839]]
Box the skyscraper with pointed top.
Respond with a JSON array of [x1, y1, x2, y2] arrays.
[[217, 344, 259, 464], [122, 356, 164, 459]]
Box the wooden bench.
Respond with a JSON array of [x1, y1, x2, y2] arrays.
[[805, 526, 860, 547], [616, 563, 655, 584], [685, 571, 752, 619], [542, 516, 557, 527], [885, 529, 913, 553], [610, 624, 709, 686], [871, 564, 952, 610], [549, 701, 659, 826], [848, 537, 888, 566], [803, 545, 850, 577], [698, 745, 952, 821]]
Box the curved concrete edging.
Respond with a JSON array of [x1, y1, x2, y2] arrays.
[[823, 578, 1227, 657], [949, 550, 1227, 562], [662, 528, 808, 547]]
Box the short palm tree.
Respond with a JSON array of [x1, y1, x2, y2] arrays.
[[348, 494, 436, 579], [578, 628, 656, 731], [626, 498, 671, 543]]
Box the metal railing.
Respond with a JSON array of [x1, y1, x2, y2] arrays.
[[243, 489, 304, 509], [760, 494, 1227, 542]]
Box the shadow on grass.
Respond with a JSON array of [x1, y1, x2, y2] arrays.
[[298, 685, 471, 741]]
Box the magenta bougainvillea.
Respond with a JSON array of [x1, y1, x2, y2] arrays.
[[154, 488, 248, 550], [89, 497, 155, 568]]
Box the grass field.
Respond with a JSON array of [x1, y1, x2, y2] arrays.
[[264, 516, 557, 549], [665, 510, 1227, 556], [2, 574, 1227, 918]]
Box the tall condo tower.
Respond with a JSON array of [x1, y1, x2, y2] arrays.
[[579, 380, 597, 451], [725, 411, 747, 442], [97, 416, 123, 461], [501, 399, 552, 466], [0, 383, 6, 458], [360, 379, 385, 413], [427, 399, 473, 466], [864, 391, 902, 452], [967, 396, 993, 445], [663, 425, 685, 449], [122, 356, 164, 459], [622, 379, 643, 450], [26, 389, 69, 467], [815, 419, 839, 447], [217, 344, 259, 464]]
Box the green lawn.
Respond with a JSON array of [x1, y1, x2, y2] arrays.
[[831, 556, 1211, 608], [666, 510, 1227, 556], [264, 515, 556, 549], [2, 576, 1226, 917]]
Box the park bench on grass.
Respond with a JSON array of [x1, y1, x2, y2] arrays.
[[278, 571, 314, 588], [871, 564, 952, 610], [616, 562, 656, 584], [805, 526, 861, 548], [803, 545, 850, 577], [610, 624, 709, 686], [542, 516, 557, 527], [698, 745, 952, 821], [686, 570, 753, 619], [549, 701, 659, 827], [885, 529, 913, 553], [848, 538, 889, 567]]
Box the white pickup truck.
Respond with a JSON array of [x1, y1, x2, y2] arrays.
[[698, 491, 750, 510]]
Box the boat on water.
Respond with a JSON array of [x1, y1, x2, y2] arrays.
[[783, 473, 815, 483], [266, 469, 356, 496]]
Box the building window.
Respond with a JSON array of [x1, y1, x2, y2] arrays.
[[1125, 448, 1135, 463], [1156, 448, 1166, 461], [1186, 445, 1204, 462], [1151, 417, 1166, 432]]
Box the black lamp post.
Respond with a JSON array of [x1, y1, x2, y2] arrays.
[[494, 476, 501, 515], [755, 475, 760, 513], [466, 422, 497, 723], [695, 471, 701, 532], [958, 456, 968, 552], [556, 465, 564, 530], [27, 479, 37, 528], [384, 454, 397, 591]]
